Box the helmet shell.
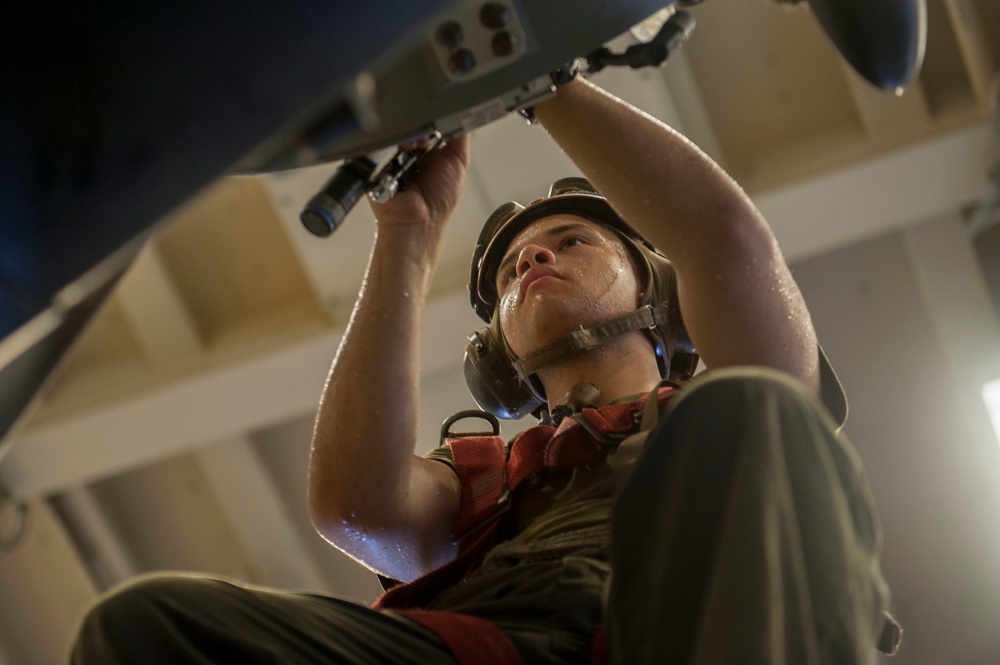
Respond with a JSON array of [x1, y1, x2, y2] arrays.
[[470, 177, 656, 323]]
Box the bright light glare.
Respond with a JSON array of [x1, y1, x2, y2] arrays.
[[982, 378, 1000, 445]]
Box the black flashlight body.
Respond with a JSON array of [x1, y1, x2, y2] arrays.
[[299, 157, 377, 237]]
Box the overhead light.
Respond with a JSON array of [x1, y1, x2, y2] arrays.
[[982, 378, 1000, 444]]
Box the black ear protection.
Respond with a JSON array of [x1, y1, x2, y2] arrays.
[[464, 178, 698, 420], [464, 324, 545, 420]]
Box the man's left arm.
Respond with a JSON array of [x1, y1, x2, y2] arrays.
[[534, 78, 819, 394]]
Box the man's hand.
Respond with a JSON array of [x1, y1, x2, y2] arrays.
[[369, 134, 472, 232]]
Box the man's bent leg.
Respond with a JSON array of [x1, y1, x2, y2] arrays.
[[609, 367, 891, 665], [71, 573, 455, 665]]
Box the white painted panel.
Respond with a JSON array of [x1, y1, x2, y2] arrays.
[[250, 417, 385, 604], [0, 501, 97, 665], [55, 487, 138, 589], [117, 243, 204, 365], [2, 293, 480, 498], [0, 331, 342, 498], [89, 453, 255, 580], [758, 123, 996, 263], [793, 229, 1000, 665], [904, 213, 1000, 387], [262, 156, 494, 322], [197, 437, 328, 590]]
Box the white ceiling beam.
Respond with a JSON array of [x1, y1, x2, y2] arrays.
[[0, 331, 340, 499], [53, 486, 140, 590], [658, 49, 726, 167], [115, 241, 204, 365], [260, 159, 495, 323], [842, 63, 932, 138], [258, 163, 374, 320], [758, 122, 996, 263], [1, 296, 480, 499], [0, 501, 97, 665], [196, 436, 328, 590], [904, 213, 1000, 388], [942, 0, 997, 105]]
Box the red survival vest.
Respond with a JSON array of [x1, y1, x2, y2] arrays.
[[373, 386, 677, 665]]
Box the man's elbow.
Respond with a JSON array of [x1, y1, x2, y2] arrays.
[[306, 467, 369, 542], [307, 483, 345, 541]]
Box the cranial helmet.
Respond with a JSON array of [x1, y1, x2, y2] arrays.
[[464, 177, 699, 420]]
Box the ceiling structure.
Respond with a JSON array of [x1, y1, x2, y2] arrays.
[[1, 1, 999, 663]]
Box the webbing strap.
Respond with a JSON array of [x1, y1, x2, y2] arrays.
[[394, 610, 525, 665], [607, 381, 673, 490], [513, 305, 670, 376], [373, 386, 678, 611], [448, 435, 508, 539]]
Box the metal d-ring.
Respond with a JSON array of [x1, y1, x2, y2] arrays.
[[0, 486, 29, 554], [439, 409, 501, 445]]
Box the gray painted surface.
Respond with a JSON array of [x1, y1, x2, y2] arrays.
[[793, 224, 1000, 664]]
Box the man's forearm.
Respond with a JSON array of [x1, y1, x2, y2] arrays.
[[309, 224, 441, 525], [308, 136, 468, 580]]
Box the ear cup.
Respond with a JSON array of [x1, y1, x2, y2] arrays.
[[463, 326, 543, 420]]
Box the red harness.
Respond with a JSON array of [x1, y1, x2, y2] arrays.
[[373, 387, 677, 665]]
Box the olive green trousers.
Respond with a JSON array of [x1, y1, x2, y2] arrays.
[[608, 367, 891, 664]]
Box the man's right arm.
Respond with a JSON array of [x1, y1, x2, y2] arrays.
[[307, 136, 470, 583]]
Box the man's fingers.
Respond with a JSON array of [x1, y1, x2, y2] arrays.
[[443, 133, 472, 166]]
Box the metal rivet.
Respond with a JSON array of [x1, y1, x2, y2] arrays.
[[480, 2, 510, 29], [435, 20, 464, 48], [491, 30, 517, 57], [449, 48, 477, 76]]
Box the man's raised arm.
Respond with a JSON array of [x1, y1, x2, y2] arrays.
[[307, 136, 470, 582], [534, 79, 820, 394]]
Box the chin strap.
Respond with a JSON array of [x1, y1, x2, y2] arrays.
[[512, 304, 671, 378]]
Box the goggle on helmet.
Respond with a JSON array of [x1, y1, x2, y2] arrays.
[[464, 177, 698, 420]]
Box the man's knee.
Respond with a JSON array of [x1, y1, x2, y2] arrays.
[[674, 366, 813, 411], [82, 573, 212, 622], [640, 366, 834, 469], [665, 366, 828, 435], [72, 574, 221, 663]]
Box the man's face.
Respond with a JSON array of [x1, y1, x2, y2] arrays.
[[494, 214, 642, 358]]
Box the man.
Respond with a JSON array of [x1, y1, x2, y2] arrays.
[[71, 77, 893, 664]]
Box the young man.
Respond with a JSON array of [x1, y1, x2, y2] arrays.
[[71, 78, 894, 664]]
